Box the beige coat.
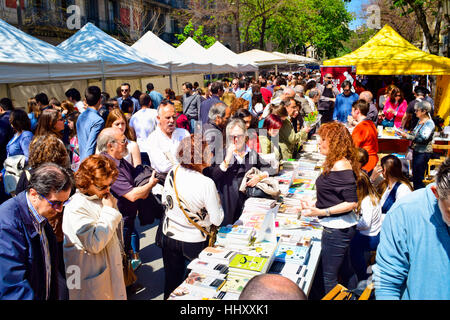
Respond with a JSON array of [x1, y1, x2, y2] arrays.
[[62, 191, 126, 300]]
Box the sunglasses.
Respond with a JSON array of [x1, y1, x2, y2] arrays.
[[121, 89, 129, 92], [39, 193, 70, 210], [94, 182, 113, 191]]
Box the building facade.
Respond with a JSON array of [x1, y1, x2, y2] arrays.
[[0, 0, 186, 45]]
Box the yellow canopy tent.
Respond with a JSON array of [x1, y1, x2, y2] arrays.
[[324, 24, 450, 124]]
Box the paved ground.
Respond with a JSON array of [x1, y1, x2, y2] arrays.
[[128, 219, 165, 300]]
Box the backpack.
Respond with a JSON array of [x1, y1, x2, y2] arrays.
[[3, 155, 27, 195]]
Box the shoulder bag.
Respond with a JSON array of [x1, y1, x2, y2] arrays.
[[173, 166, 218, 247], [381, 182, 401, 214]]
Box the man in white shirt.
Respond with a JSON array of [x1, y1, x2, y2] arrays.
[[146, 100, 190, 179], [129, 93, 158, 165], [65, 88, 85, 113]]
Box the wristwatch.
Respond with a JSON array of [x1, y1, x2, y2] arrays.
[[325, 208, 331, 216]]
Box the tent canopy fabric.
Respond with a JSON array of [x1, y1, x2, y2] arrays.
[[238, 49, 289, 66], [272, 52, 319, 65], [175, 37, 235, 73], [131, 31, 211, 74], [0, 19, 103, 83], [206, 41, 258, 72], [58, 23, 168, 78], [323, 24, 450, 75]]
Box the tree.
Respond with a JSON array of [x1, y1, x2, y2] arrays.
[[173, 19, 217, 48], [391, 0, 448, 55], [116, 1, 168, 43]]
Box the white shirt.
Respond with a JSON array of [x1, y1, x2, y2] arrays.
[[75, 101, 86, 113], [162, 166, 224, 243], [129, 108, 158, 153], [146, 126, 190, 173], [357, 196, 382, 236], [319, 211, 358, 229], [380, 182, 412, 222]]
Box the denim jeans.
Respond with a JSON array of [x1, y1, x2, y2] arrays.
[[130, 227, 140, 253], [412, 151, 432, 190], [350, 230, 380, 282], [321, 225, 358, 294], [161, 234, 208, 299]]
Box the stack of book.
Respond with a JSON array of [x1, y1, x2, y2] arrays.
[[198, 246, 238, 265], [215, 225, 255, 247], [238, 198, 278, 230], [228, 253, 272, 279], [186, 258, 229, 279], [267, 236, 313, 291]]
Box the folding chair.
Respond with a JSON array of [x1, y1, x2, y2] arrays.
[[322, 282, 374, 300]]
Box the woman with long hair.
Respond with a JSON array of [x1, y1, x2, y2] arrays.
[[371, 154, 413, 216], [34, 108, 65, 139], [105, 108, 141, 167], [350, 171, 382, 281], [7, 109, 33, 161], [67, 111, 81, 171], [382, 87, 408, 128], [303, 121, 359, 294], [27, 98, 40, 132]]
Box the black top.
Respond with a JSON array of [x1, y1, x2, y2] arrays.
[[315, 170, 358, 218]]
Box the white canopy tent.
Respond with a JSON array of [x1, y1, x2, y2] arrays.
[[57, 23, 168, 90], [272, 51, 319, 65], [206, 41, 258, 72], [0, 19, 103, 84], [175, 37, 236, 74], [237, 49, 289, 67], [132, 31, 213, 88]]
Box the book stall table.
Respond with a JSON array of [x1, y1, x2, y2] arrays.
[[168, 138, 326, 300]]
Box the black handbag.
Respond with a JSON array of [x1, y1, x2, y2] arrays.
[[245, 186, 273, 199]]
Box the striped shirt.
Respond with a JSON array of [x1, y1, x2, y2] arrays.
[[26, 193, 51, 300]]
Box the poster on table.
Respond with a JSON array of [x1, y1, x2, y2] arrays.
[[319, 65, 357, 91]]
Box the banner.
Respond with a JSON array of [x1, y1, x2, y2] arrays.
[[320, 65, 357, 91], [435, 75, 450, 126]]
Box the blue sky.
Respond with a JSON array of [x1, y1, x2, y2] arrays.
[[345, 0, 369, 30]]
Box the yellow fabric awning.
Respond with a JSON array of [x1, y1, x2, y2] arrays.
[[323, 25, 450, 76]]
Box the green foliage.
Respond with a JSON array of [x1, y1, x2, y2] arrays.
[[239, 0, 353, 59], [173, 20, 217, 48]]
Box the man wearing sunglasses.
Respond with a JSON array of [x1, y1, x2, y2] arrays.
[[333, 80, 359, 123], [0, 163, 73, 299], [117, 83, 140, 114]]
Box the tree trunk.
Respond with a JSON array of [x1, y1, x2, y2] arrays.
[[259, 16, 266, 50]]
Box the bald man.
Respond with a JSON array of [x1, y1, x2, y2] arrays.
[[239, 274, 307, 300], [359, 91, 379, 124]]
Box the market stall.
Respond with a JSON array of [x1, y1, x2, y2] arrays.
[[323, 24, 450, 126], [168, 138, 326, 300]]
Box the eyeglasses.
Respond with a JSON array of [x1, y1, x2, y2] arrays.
[[114, 138, 127, 145], [93, 182, 113, 191], [121, 89, 129, 92], [39, 193, 70, 210], [343, 89, 351, 92], [230, 134, 245, 140]]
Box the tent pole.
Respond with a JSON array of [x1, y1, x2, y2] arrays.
[[169, 63, 173, 90], [100, 60, 106, 92]]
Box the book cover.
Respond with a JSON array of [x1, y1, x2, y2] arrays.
[[229, 254, 269, 273], [199, 246, 237, 264], [274, 244, 311, 265], [186, 258, 228, 278], [168, 283, 216, 300], [185, 271, 226, 292]]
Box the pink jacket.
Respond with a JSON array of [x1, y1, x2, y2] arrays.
[[383, 97, 407, 128]]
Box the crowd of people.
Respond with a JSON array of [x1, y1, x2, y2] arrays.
[[0, 70, 448, 300]]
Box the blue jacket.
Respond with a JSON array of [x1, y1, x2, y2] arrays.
[[200, 95, 222, 125], [6, 131, 33, 160], [374, 184, 450, 300], [76, 107, 105, 162], [333, 92, 359, 123], [0, 191, 60, 300], [148, 90, 164, 109]]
